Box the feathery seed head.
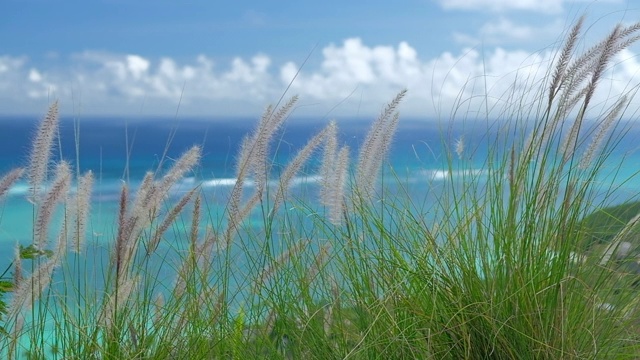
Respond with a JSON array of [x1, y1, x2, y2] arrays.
[[73, 171, 94, 253], [13, 244, 22, 287], [307, 243, 331, 283], [271, 124, 330, 214], [114, 184, 129, 272], [131, 171, 155, 214], [101, 275, 139, 329], [28, 101, 60, 201], [454, 136, 465, 160], [34, 161, 72, 250], [549, 15, 585, 103], [196, 227, 218, 275], [147, 188, 197, 255], [320, 121, 338, 196], [0, 168, 24, 200], [356, 90, 406, 198], [190, 194, 201, 247], [579, 95, 628, 169], [159, 145, 201, 196], [248, 96, 299, 190], [254, 240, 309, 292], [324, 146, 349, 225]]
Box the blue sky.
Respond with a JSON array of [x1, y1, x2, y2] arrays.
[[1, 0, 639, 118]]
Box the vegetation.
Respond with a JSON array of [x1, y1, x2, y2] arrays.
[[1, 16, 640, 359], [579, 201, 640, 249]]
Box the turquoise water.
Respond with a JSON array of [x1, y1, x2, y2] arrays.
[[1, 116, 639, 268]]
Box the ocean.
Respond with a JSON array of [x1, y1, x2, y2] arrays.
[[1, 115, 640, 293], [0, 115, 468, 249]]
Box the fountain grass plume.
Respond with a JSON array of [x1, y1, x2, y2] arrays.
[[147, 187, 197, 254], [548, 15, 584, 105], [319, 120, 351, 225], [355, 89, 406, 198], [271, 122, 332, 216], [33, 161, 71, 250], [72, 170, 94, 253], [225, 97, 298, 243], [248, 96, 298, 193], [28, 101, 59, 201], [114, 146, 201, 279], [323, 146, 349, 225], [0, 169, 23, 200], [578, 94, 629, 170], [319, 120, 338, 201]]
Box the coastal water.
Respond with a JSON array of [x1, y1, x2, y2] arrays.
[[0, 116, 481, 250], [1, 116, 640, 253]]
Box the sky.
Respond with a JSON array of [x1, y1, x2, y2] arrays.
[[2, 0, 640, 119]]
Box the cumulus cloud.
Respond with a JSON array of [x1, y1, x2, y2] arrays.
[[1, 37, 639, 119], [281, 38, 422, 100], [0, 56, 58, 102], [37, 50, 278, 114]]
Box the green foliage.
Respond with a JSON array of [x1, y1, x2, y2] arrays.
[[579, 200, 640, 249], [17, 245, 53, 260]]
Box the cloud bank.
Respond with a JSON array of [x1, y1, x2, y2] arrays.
[[1, 37, 639, 120]]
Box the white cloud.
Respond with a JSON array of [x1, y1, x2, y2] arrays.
[[126, 55, 150, 80], [281, 38, 424, 109], [454, 17, 562, 45], [67, 51, 274, 106], [482, 18, 534, 39], [437, 0, 623, 14], [28, 69, 42, 82], [438, 0, 565, 13], [279, 38, 551, 117], [0, 56, 25, 74], [0, 56, 58, 102], [1, 37, 639, 119]]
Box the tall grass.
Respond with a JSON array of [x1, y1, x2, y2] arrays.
[[1, 17, 640, 359]]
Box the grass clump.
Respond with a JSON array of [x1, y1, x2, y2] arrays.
[[1, 16, 640, 359]]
